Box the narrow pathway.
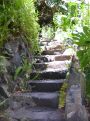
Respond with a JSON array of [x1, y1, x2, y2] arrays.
[[7, 43, 72, 121]]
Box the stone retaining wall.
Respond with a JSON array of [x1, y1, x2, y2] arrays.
[[65, 84, 88, 121]]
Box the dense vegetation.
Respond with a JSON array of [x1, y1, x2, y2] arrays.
[[71, 3, 90, 98], [0, 0, 40, 53], [37, 0, 90, 98], [0, 0, 40, 95]]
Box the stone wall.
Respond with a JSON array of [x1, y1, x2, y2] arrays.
[[65, 84, 88, 121]]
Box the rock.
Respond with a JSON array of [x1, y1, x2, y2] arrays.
[[0, 86, 8, 98], [9, 101, 22, 110], [11, 52, 22, 67], [42, 49, 62, 55], [55, 55, 71, 61], [30, 69, 68, 80], [9, 118, 17, 121], [33, 63, 47, 70], [63, 48, 76, 56], [65, 85, 88, 121], [0, 116, 9, 121], [33, 61, 71, 71], [0, 36, 32, 92], [34, 55, 71, 62], [4, 38, 30, 68], [67, 105, 88, 121], [31, 60, 71, 80], [11, 92, 59, 108]]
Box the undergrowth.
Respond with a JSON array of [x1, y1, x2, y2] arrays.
[[0, 0, 40, 53]]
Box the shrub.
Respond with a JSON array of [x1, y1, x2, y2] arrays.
[[72, 26, 90, 97], [0, 0, 40, 53]]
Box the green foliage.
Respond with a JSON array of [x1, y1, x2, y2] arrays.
[[14, 66, 22, 81], [14, 58, 32, 80], [0, 99, 9, 111], [72, 26, 90, 69], [81, 3, 90, 26], [53, 1, 80, 32], [13, 58, 32, 91], [72, 26, 90, 97], [0, 0, 40, 53], [67, 2, 78, 17], [61, 15, 71, 31], [0, 56, 8, 73], [59, 83, 68, 108], [41, 26, 55, 39]]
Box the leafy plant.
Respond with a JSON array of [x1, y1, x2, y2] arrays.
[[0, 0, 40, 53], [72, 26, 90, 69], [0, 56, 9, 74], [72, 26, 90, 97], [59, 82, 68, 108], [14, 59, 32, 79], [41, 26, 55, 39], [14, 58, 32, 91]]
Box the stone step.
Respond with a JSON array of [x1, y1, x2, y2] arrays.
[[29, 79, 65, 92], [40, 41, 65, 52], [12, 92, 59, 108], [33, 63, 47, 70], [30, 69, 68, 80], [31, 61, 71, 80], [34, 55, 71, 63], [7, 107, 66, 121], [41, 50, 63, 55], [33, 61, 71, 71]]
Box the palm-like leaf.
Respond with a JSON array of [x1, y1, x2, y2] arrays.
[[72, 26, 90, 69]]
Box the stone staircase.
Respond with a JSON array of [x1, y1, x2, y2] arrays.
[[7, 48, 72, 121]]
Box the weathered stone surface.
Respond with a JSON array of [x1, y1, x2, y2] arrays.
[[68, 58, 86, 101], [63, 48, 76, 56], [33, 63, 47, 70], [9, 101, 22, 110], [11, 92, 59, 108], [0, 116, 10, 121], [31, 60, 71, 80], [30, 70, 68, 79], [7, 107, 66, 121], [42, 50, 63, 55], [34, 55, 71, 63], [67, 105, 88, 121], [33, 61, 71, 71], [35, 56, 48, 63], [10, 93, 36, 108], [46, 61, 71, 70], [29, 79, 65, 92], [4, 38, 31, 67], [0, 36, 32, 93], [55, 55, 71, 61], [65, 85, 88, 121]]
